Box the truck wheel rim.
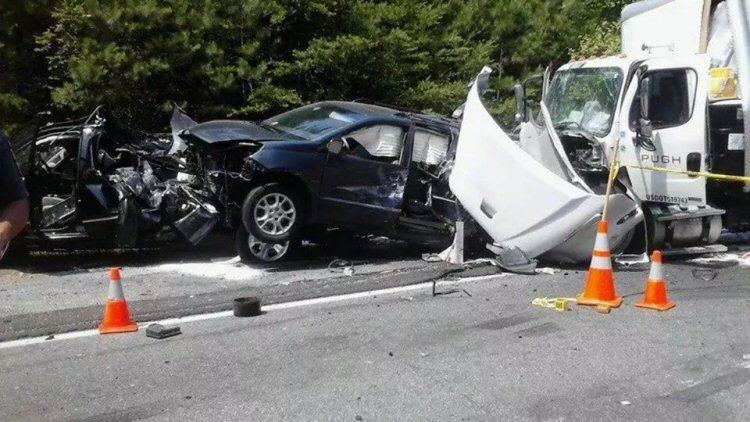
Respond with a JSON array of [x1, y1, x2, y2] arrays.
[[247, 233, 289, 262], [254, 193, 296, 236]]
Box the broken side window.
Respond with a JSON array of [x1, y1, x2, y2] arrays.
[[412, 129, 450, 167], [343, 125, 406, 164]]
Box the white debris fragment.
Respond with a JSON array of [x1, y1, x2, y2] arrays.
[[688, 253, 750, 266], [211, 256, 242, 264], [139, 257, 264, 281], [620, 401, 631, 406], [535, 267, 559, 275]]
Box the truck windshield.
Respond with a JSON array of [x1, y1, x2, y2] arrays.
[[546, 67, 623, 138], [262, 103, 367, 140]]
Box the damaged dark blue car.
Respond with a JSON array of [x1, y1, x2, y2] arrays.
[[177, 101, 465, 261]]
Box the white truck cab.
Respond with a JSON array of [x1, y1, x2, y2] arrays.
[[450, 0, 748, 264], [514, 0, 747, 252]]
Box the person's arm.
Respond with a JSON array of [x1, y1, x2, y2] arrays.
[[0, 198, 29, 255], [0, 131, 30, 259]]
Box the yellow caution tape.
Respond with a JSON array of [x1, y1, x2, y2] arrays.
[[532, 297, 577, 312], [624, 164, 750, 183]]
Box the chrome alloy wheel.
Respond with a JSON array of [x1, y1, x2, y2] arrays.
[[246, 233, 290, 262], [253, 193, 297, 236]]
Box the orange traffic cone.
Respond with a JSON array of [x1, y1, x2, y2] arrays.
[[635, 250, 675, 311], [98, 267, 138, 334], [577, 220, 623, 308]]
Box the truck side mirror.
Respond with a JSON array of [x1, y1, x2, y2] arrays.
[[514, 83, 526, 123], [687, 152, 701, 175], [639, 76, 651, 120], [638, 118, 653, 139], [327, 138, 345, 155]]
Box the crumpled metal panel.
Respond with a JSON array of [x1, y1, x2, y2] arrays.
[[449, 68, 641, 262]]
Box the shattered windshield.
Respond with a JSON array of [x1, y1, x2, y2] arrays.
[[546, 67, 623, 137], [262, 103, 366, 140]]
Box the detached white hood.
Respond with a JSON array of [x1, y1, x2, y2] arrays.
[[449, 68, 642, 263]]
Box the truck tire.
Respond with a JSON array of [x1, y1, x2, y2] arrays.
[[242, 183, 305, 243]]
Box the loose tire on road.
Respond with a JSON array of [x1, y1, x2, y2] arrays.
[[235, 225, 298, 263], [233, 296, 262, 317], [242, 183, 305, 243]]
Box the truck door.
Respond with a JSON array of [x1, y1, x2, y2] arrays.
[[618, 55, 710, 206], [319, 123, 410, 228]]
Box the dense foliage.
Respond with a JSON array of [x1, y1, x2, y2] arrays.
[[1, 0, 629, 131]]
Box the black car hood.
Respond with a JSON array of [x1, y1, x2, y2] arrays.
[[180, 120, 292, 144]]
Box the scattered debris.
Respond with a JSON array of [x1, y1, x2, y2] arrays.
[[45, 335, 54, 341], [146, 324, 182, 339], [691, 268, 718, 281], [535, 267, 559, 275], [421, 253, 444, 263], [485, 245, 537, 274], [687, 253, 750, 267], [532, 297, 576, 312], [142, 258, 263, 281], [328, 258, 358, 276], [614, 253, 650, 269], [596, 304, 611, 314], [233, 296, 262, 317], [621, 400, 632, 406]]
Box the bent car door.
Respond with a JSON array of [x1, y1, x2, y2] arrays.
[[319, 123, 410, 228], [618, 55, 709, 206]]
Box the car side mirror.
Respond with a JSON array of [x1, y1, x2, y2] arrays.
[[327, 138, 345, 155], [639, 76, 651, 120], [514, 83, 526, 123]]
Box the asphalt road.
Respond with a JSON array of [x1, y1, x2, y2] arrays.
[[0, 236, 469, 341], [1, 255, 749, 421]]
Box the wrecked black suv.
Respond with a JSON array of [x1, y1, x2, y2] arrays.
[[9, 107, 219, 253], [11, 101, 463, 262]]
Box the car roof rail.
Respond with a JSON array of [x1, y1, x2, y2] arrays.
[[351, 98, 458, 127], [351, 98, 424, 114]]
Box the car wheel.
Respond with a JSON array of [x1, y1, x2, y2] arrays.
[[235, 226, 297, 263], [242, 183, 305, 243]]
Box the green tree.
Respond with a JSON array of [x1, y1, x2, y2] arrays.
[[0, 0, 636, 131], [0, 1, 56, 132]]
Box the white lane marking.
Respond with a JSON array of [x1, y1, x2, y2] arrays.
[[0, 274, 505, 350], [0, 329, 100, 349]]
